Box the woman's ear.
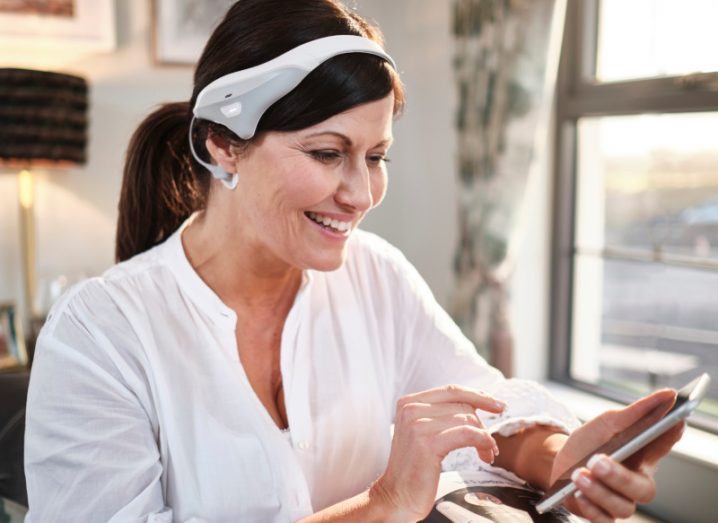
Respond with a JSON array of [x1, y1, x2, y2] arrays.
[[205, 134, 239, 174]]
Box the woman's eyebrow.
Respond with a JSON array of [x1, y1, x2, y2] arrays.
[[303, 131, 393, 148]]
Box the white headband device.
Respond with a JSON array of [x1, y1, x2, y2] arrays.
[[189, 34, 397, 189]]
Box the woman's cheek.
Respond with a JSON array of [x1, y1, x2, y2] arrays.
[[290, 163, 338, 204], [370, 170, 388, 209]]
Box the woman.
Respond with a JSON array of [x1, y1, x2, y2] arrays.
[[24, 1, 683, 522]]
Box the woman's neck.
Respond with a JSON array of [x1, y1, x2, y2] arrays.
[[180, 208, 303, 315]]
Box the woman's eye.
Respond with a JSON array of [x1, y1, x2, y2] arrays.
[[309, 150, 391, 166], [368, 155, 391, 165], [310, 150, 342, 162]]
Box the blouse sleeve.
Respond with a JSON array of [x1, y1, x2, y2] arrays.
[[24, 281, 174, 523], [384, 245, 581, 473]]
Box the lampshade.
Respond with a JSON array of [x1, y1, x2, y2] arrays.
[[0, 68, 90, 365], [0, 68, 88, 167]]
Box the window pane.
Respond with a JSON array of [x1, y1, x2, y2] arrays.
[[597, 0, 718, 82], [571, 255, 718, 422], [573, 111, 718, 424], [576, 113, 718, 261]]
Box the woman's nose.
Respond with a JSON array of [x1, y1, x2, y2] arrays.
[[335, 161, 373, 212]]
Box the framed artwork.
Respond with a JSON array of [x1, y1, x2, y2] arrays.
[[0, 0, 116, 52], [0, 303, 28, 370], [152, 0, 236, 65]]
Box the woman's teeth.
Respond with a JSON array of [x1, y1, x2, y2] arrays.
[[306, 211, 351, 232]]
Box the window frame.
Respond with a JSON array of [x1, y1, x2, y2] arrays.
[[549, 0, 718, 433]]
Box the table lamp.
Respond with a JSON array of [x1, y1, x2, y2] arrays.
[[0, 68, 88, 361]]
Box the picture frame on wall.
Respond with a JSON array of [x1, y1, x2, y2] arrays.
[[152, 0, 236, 65], [0, 0, 116, 52], [0, 302, 28, 371]]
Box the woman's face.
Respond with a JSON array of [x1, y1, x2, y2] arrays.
[[222, 93, 395, 272]]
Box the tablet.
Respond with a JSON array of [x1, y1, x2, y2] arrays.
[[535, 373, 711, 514]]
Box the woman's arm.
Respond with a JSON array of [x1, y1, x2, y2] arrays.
[[295, 480, 403, 523], [298, 385, 507, 523], [493, 424, 569, 491], [25, 285, 173, 522]]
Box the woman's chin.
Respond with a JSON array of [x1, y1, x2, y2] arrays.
[[306, 250, 346, 272]]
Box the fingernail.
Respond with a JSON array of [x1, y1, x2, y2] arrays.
[[494, 401, 506, 410], [571, 469, 591, 488], [587, 454, 610, 476]]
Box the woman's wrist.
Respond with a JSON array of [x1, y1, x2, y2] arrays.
[[367, 477, 417, 523], [494, 425, 569, 492], [295, 477, 416, 523], [537, 432, 570, 490]]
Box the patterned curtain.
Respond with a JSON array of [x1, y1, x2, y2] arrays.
[[451, 0, 566, 376]]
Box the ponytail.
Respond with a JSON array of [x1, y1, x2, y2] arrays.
[[115, 102, 209, 262]]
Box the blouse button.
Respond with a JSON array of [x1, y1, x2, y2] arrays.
[[298, 441, 310, 450]]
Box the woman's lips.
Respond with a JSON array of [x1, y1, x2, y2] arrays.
[[303, 212, 351, 240]]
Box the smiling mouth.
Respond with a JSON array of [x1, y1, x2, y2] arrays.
[[304, 211, 352, 234]]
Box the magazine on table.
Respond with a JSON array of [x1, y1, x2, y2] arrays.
[[420, 470, 583, 522]]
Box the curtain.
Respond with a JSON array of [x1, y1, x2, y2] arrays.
[[451, 0, 566, 376]]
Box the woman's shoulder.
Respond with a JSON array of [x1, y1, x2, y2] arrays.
[[31, 274, 158, 430], [347, 228, 441, 300], [338, 228, 430, 304], [100, 240, 168, 283], [41, 242, 172, 342], [35, 255, 167, 388], [40, 277, 129, 346], [346, 228, 429, 288]]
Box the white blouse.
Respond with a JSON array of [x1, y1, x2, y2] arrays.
[[24, 216, 580, 522]]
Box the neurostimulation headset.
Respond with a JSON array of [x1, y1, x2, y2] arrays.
[[189, 35, 398, 189]]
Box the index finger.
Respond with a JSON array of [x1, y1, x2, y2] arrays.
[[602, 388, 676, 432], [399, 384, 506, 413]]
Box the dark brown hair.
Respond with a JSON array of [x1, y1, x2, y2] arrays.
[[115, 0, 405, 262]]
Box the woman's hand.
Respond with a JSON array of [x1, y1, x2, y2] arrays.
[[370, 384, 506, 522], [549, 389, 685, 522]]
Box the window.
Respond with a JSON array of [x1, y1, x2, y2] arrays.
[[551, 0, 718, 432]]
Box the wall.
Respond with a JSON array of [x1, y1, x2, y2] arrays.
[[355, 0, 459, 310], [1, 1, 193, 316], [0, 0, 548, 380]]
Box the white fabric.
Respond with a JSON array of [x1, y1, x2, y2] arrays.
[[24, 216, 580, 522]]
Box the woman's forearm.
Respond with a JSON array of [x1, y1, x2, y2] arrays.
[[295, 479, 407, 523], [493, 425, 568, 491], [298, 425, 569, 522]]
